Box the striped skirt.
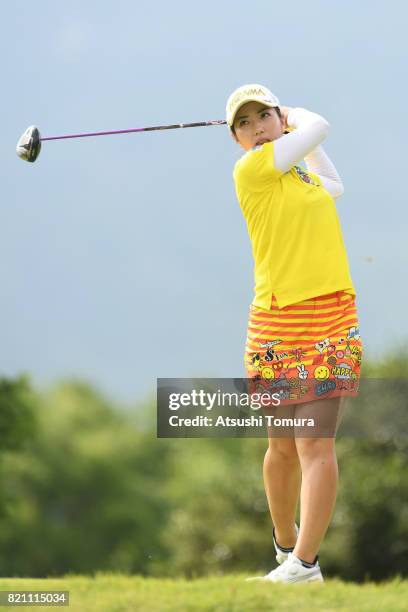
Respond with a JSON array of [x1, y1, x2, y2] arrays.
[[244, 291, 363, 404]]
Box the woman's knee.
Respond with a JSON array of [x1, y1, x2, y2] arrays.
[[295, 437, 335, 462], [266, 437, 299, 462]]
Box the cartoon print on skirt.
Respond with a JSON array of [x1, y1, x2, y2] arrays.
[[244, 291, 363, 405]]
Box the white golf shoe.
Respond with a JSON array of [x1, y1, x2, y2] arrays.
[[273, 523, 299, 565], [247, 552, 324, 584]]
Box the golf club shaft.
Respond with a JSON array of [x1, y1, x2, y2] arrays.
[[40, 120, 227, 142]]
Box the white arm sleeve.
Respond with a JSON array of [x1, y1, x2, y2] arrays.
[[273, 107, 330, 173], [273, 107, 344, 198], [303, 145, 344, 198]]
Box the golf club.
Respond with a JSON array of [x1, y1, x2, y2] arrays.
[[16, 119, 227, 163]]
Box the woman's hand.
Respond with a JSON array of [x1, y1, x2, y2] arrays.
[[279, 106, 293, 131]]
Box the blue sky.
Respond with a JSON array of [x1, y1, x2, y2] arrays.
[[1, 1, 407, 404]]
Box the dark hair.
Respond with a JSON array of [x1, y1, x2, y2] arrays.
[[231, 106, 282, 136]]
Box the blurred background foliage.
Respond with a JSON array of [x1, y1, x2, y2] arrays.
[[0, 350, 407, 582]]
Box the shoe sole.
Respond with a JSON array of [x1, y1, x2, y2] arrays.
[[246, 571, 324, 584], [271, 573, 324, 584]]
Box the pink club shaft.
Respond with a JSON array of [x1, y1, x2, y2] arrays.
[[40, 120, 227, 142]]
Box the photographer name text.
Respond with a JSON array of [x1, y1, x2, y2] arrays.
[[168, 415, 315, 428]]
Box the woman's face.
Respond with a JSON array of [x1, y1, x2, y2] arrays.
[[232, 100, 285, 151]]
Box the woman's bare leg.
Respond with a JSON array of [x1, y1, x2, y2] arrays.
[[263, 409, 301, 547], [292, 397, 344, 563]]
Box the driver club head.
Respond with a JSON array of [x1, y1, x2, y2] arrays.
[[16, 125, 41, 162]]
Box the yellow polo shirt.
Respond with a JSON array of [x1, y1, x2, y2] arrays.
[[233, 141, 355, 309]]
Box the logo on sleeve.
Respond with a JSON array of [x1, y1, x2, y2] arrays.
[[294, 165, 320, 186]]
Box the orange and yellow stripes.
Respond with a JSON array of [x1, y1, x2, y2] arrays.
[[244, 291, 362, 403]]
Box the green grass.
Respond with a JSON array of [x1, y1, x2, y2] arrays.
[[0, 574, 407, 611]]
